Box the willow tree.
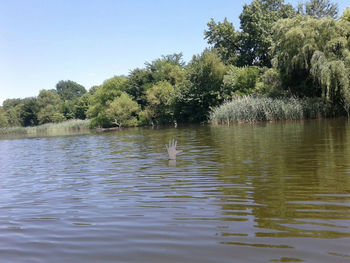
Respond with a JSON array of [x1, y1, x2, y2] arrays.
[[272, 16, 350, 114], [343, 7, 350, 22]]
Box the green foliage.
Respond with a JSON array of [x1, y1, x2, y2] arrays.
[[177, 50, 227, 122], [343, 7, 350, 22], [89, 113, 111, 128], [89, 86, 99, 95], [94, 76, 127, 106], [126, 68, 153, 107], [37, 105, 66, 124], [0, 107, 8, 127], [106, 93, 140, 127], [74, 93, 91, 119], [54, 79, 86, 121], [2, 98, 22, 111], [6, 105, 23, 126], [56, 80, 86, 101], [272, 16, 350, 113], [146, 81, 175, 123], [52, 112, 66, 123], [87, 76, 128, 119], [2, 97, 39, 127], [60, 100, 76, 119], [255, 68, 285, 97], [37, 89, 61, 108], [298, 0, 338, 18], [145, 53, 185, 85], [125, 53, 185, 110], [222, 66, 265, 97], [239, 0, 296, 67], [204, 1, 295, 67], [210, 95, 328, 124], [37, 90, 64, 124], [146, 53, 185, 69], [204, 18, 240, 65], [19, 97, 39, 126]]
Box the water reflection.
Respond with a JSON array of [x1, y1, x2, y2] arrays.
[[0, 119, 350, 262]]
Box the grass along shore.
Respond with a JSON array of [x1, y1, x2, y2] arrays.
[[0, 119, 91, 136], [0, 96, 332, 135], [210, 96, 329, 125]]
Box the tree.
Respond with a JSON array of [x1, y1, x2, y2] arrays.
[[37, 89, 61, 108], [37, 89, 64, 124], [126, 68, 153, 107], [272, 16, 350, 114], [106, 93, 140, 127], [74, 93, 91, 119], [146, 81, 175, 123], [0, 107, 8, 127], [5, 107, 22, 126], [89, 85, 99, 95], [56, 80, 86, 101], [146, 53, 185, 69], [125, 53, 185, 109], [256, 68, 284, 96], [87, 76, 128, 119], [60, 100, 76, 119], [343, 7, 350, 22], [298, 0, 338, 18], [37, 105, 66, 124], [222, 66, 264, 97], [177, 51, 227, 122], [20, 97, 38, 126], [145, 53, 185, 85], [204, 18, 240, 65], [2, 98, 22, 111], [2, 98, 38, 127], [239, 0, 296, 66]]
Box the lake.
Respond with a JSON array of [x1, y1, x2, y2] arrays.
[[0, 119, 350, 262]]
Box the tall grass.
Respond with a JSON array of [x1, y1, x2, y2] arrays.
[[210, 95, 328, 125], [0, 119, 91, 136]]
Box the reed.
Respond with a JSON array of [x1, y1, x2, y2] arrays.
[[0, 119, 91, 136], [210, 96, 327, 125]]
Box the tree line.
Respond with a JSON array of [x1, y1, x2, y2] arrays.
[[1, 0, 349, 128]]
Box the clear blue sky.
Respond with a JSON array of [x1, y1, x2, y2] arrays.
[[0, 0, 348, 105]]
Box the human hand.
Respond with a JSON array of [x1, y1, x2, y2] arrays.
[[165, 139, 183, 160]]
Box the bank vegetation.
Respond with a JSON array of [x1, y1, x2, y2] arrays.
[[1, 0, 349, 132]]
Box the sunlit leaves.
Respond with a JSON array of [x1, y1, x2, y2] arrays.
[[56, 80, 86, 101], [106, 93, 140, 127], [343, 7, 350, 22], [272, 16, 350, 113], [146, 81, 175, 123], [239, 0, 296, 67], [298, 0, 338, 18], [178, 50, 227, 122], [204, 18, 240, 65]]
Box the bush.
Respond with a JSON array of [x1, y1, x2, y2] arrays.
[[210, 95, 328, 124], [222, 66, 263, 98]]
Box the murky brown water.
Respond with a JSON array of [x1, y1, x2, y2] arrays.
[[1, 119, 350, 262]]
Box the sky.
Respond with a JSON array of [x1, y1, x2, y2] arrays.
[[0, 0, 348, 105]]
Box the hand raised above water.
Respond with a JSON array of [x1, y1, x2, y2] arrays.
[[165, 139, 183, 160]]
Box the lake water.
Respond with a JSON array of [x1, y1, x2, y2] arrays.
[[1, 119, 350, 262]]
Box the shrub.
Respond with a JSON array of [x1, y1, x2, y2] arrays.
[[210, 95, 328, 124]]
